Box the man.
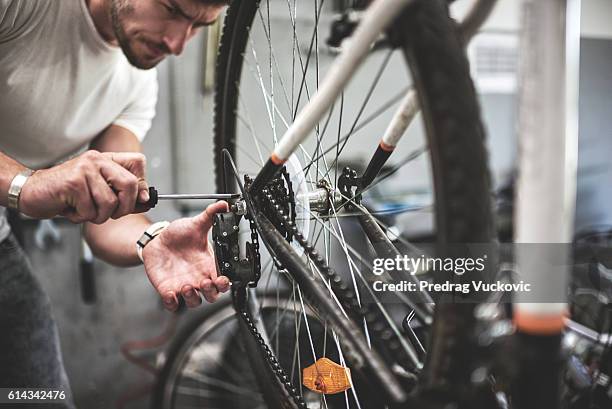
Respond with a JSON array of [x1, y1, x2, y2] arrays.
[[0, 0, 230, 405]]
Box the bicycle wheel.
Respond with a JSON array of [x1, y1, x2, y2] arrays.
[[214, 0, 493, 406], [152, 294, 388, 409]]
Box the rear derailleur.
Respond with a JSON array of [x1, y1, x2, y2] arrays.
[[212, 169, 296, 289]]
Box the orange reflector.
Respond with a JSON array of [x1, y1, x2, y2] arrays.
[[302, 357, 352, 395]]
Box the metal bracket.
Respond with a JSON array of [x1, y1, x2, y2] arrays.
[[212, 212, 256, 287], [337, 166, 363, 210]]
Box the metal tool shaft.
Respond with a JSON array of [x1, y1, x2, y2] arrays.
[[142, 187, 241, 210], [157, 193, 241, 200]]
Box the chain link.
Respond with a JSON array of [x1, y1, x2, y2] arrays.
[[236, 175, 307, 407]]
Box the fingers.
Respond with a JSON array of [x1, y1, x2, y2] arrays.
[[214, 276, 231, 293], [161, 280, 228, 311], [181, 285, 202, 308], [86, 172, 119, 224], [200, 278, 219, 303], [68, 179, 97, 223], [137, 178, 150, 203], [200, 276, 231, 304], [20, 151, 149, 223], [98, 160, 139, 218], [103, 152, 146, 178], [162, 292, 179, 312], [103, 152, 150, 204], [197, 201, 230, 231]]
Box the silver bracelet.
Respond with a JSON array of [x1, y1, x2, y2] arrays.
[[7, 169, 35, 211]]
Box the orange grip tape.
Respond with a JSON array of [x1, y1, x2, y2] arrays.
[[379, 141, 395, 152], [271, 153, 286, 165], [514, 310, 566, 335]]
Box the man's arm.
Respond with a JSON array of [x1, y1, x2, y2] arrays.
[[83, 124, 151, 266], [84, 124, 231, 310], [1, 144, 145, 224]]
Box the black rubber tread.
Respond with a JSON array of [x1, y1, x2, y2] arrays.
[[151, 293, 412, 409], [150, 298, 243, 409], [401, 1, 494, 248], [398, 0, 496, 401], [151, 294, 300, 409], [214, 0, 261, 194]]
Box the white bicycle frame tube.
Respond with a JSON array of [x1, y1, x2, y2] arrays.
[[514, 0, 580, 325], [271, 0, 413, 163], [368, 0, 496, 152], [380, 89, 419, 149]]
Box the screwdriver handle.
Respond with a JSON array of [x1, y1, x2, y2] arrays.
[[134, 186, 159, 213], [147, 186, 159, 208]]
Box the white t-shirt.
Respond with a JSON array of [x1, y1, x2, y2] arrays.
[[0, 0, 158, 239]]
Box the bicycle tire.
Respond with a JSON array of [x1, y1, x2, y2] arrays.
[[213, 0, 495, 405], [151, 294, 390, 409]]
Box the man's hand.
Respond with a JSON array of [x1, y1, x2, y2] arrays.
[[20, 150, 149, 224], [142, 201, 231, 311]]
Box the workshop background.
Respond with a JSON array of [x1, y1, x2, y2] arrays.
[[16, 0, 612, 408]]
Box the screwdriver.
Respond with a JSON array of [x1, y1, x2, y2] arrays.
[[140, 186, 241, 210]]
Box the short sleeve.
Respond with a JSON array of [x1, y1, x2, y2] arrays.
[[0, 0, 38, 42], [113, 68, 158, 141]]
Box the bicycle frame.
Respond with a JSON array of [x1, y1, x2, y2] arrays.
[[249, 0, 413, 193], [247, 0, 497, 328], [250, 0, 498, 195]]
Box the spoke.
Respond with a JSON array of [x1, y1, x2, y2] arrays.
[[296, 286, 330, 409], [289, 282, 304, 395], [289, 0, 297, 110], [296, 205, 433, 220], [291, 0, 326, 120], [237, 88, 269, 165], [181, 370, 261, 397], [245, 61, 293, 131], [303, 206, 426, 367], [237, 142, 267, 169], [322, 50, 395, 180], [255, 2, 293, 117], [304, 87, 410, 171]]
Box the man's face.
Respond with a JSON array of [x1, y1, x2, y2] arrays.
[[110, 0, 225, 69]]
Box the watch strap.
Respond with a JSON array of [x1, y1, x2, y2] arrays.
[[136, 221, 170, 263]]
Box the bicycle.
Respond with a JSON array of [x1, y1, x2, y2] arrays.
[[149, 0, 607, 408]]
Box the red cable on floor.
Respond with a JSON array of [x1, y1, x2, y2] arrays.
[[115, 312, 179, 408]]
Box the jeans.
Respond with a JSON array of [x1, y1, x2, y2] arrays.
[[0, 234, 75, 409]]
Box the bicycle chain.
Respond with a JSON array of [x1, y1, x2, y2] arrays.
[[233, 169, 413, 408], [259, 187, 416, 372], [233, 173, 307, 408], [233, 286, 308, 409]]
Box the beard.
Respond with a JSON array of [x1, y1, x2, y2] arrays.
[[110, 0, 161, 70]]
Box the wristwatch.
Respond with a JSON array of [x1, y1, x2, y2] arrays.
[[136, 221, 170, 263], [7, 168, 35, 211]]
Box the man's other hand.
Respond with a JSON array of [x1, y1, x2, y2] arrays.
[[19, 150, 148, 223], [142, 201, 231, 311]]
